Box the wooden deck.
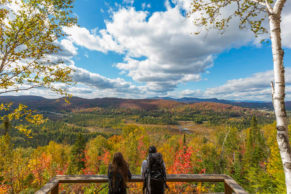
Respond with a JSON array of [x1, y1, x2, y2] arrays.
[[35, 174, 248, 194]]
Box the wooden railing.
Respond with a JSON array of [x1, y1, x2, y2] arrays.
[[35, 174, 248, 194]]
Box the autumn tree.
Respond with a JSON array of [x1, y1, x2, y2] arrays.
[[0, 0, 76, 134], [190, 0, 291, 192], [263, 123, 286, 193], [0, 0, 76, 94], [0, 103, 45, 136], [0, 118, 14, 193], [85, 135, 109, 174]]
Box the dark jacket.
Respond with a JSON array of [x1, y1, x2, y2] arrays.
[[108, 164, 132, 194]]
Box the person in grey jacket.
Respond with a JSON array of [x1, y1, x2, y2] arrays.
[[141, 146, 167, 194]]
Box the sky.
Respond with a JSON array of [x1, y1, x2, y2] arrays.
[[6, 0, 291, 101]]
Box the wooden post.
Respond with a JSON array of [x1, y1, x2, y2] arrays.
[[224, 181, 232, 194], [51, 184, 58, 194]]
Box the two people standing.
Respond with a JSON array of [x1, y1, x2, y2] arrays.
[[108, 146, 167, 194]]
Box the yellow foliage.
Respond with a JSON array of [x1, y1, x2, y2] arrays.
[[262, 123, 286, 193]]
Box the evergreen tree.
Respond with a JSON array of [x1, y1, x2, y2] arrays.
[[245, 116, 268, 192], [246, 116, 267, 167], [68, 133, 86, 174], [3, 116, 10, 136], [232, 151, 244, 184]]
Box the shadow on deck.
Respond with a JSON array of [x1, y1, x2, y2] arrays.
[[35, 174, 248, 194]]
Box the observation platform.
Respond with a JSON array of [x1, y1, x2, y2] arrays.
[[36, 174, 247, 194]]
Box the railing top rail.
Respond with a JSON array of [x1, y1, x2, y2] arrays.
[[55, 174, 228, 183], [224, 175, 248, 194], [35, 177, 58, 194], [35, 174, 248, 194]]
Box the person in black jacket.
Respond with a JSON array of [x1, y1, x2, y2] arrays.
[[141, 146, 167, 194], [108, 152, 132, 194]]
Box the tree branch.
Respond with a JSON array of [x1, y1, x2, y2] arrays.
[[249, 0, 266, 7], [0, 19, 26, 73], [265, 0, 274, 14], [0, 85, 42, 94], [0, 47, 9, 73], [273, 0, 287, 14]]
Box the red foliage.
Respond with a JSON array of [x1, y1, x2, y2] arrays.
[[137, 135, 147, 161], [56, 164, 68, 175], [101, 150, 111, 166], [199, 168, 206, 174], [167, 145, 195, 192], [171, 146, 194, 174]]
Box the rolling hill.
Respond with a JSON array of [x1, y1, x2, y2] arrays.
[[0, 95, 290, 112]]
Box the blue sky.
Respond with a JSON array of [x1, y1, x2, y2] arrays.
[[16, 0, 291, 100]]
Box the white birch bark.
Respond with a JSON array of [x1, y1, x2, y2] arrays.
[[269, 0, 291, 192]]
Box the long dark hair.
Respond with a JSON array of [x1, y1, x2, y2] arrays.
[[111, 152, 129, 184]]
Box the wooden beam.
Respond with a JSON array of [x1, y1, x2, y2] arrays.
[[51, 184, 59, 194], [36, 174, 248, 194], [224, 181, 233, 194], [163, 174, 227, 182], [224, 175, 248, 194], [35, 177, 59, 194], [56, 174, 227, 183], [57, 174, 108, 183]]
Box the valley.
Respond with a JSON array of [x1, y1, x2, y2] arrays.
[[0, 96, 289, 193]]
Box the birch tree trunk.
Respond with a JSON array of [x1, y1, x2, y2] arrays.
[[190, 0, 291, 191], [269, 1, 291, 192]]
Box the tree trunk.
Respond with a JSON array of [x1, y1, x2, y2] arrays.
[[269, 13, 291, 193]]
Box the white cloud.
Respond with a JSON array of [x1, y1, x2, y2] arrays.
[[282, 0, 291, 16], [12, 66, 291, 100], [141, 3, 151, 9], [63, 25, 123, 53], [282, 13, 291, 48], [123, 0, 134, 4], [171, 0, 192, 12], [203, 68, 291, 100], [107, 6, 253, 92], [8, 0, 291, 100], [3, 65, 148, 99], [164, 68, 291, 101], [71, 66, 145, 95], [141, 3, 146, 9], [281, 0, 291, 48], [64, 5, 253, 93], [59, 39, 78, 56], [170, 89, 202, 98]]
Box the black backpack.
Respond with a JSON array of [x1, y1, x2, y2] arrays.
[[143, 153, 167, 194]]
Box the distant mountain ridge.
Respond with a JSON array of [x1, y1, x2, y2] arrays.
[[1, 95, 291, 111], [0, 96, 181, 112], [152, 96, 267, 103], [152, 97, 280, 110]]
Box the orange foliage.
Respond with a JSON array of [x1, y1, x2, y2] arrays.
[[0, 185, 9, 194]]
